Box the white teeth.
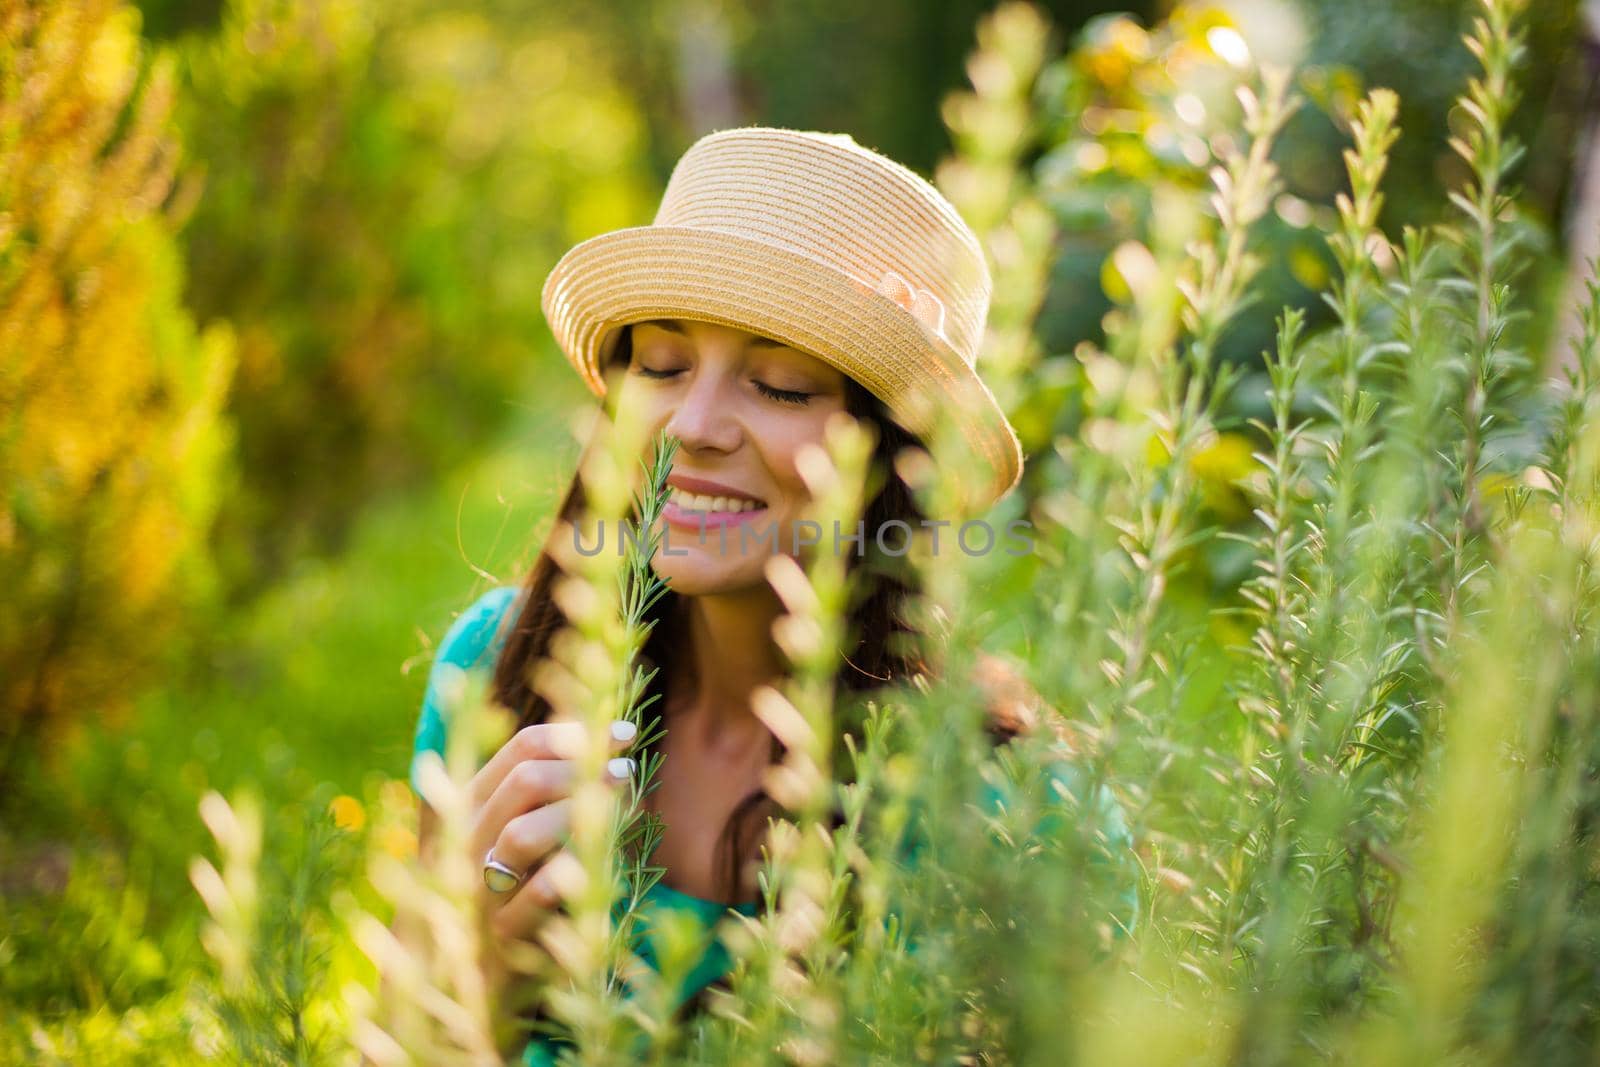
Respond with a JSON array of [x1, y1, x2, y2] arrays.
[[669, 487, 765, 513]]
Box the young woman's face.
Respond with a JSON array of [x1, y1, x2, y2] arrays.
[[614, 317, 850, 596]]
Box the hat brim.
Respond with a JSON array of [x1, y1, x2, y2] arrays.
[[541, 225, 1023, 514]]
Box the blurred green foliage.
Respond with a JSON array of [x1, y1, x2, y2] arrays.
[[1007, 0, 1575, 607], [609, 0, 1160, 178], [1027, 0, 1576, 378], [1293, 0, 1582, 218], [170, 0, 655, 595]]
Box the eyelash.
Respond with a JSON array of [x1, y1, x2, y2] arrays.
[[635, 366, 812, 406]]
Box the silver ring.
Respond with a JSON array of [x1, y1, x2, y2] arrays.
[[482, 848, 524, 894]]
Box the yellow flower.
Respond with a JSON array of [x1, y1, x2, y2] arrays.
[[329, 794, 366, 833]]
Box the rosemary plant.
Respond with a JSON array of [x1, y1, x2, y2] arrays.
[[709, 412, 875, 1067], [534, 420, 680, 1066]]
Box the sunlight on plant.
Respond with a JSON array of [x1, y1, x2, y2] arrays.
[[24, 0, 1600, 1064]]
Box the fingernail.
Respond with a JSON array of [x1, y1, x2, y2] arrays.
[[607, 757, 637, 780], [610, 720, 637, 743]]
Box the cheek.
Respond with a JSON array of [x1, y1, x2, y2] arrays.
[[758, 410, 843, 509]]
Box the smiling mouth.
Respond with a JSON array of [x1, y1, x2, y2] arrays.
[[664, 487, 768, 514]]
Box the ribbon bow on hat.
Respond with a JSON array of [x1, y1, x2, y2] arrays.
[[873, 269, 948, 343]]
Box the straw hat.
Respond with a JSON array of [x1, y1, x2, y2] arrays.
[[540, 126, 1024, 514]]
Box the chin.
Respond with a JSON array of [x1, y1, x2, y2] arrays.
[[649, 546, 769, 596]]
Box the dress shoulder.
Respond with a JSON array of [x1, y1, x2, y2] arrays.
[[409, 585, 521, 796], [435, 585, 520, 670]]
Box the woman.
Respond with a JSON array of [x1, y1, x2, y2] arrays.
[[409, 127, 1133, 1064]]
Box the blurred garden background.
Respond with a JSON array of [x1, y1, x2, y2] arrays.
[[6, 0, 1600, 1061]]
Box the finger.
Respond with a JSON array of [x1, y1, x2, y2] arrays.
[[469, 719, 640, 809], [472, 756, 637, 867], [481, 770, 634, 941], [476, 758, 633, 921], [467, 722, 583, 809], [486, 798, 572, 892], [472, 759, 573, 861], [489, 847, 585, 941]]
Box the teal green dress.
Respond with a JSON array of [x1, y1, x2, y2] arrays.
[[409, 586, 1137, 1066]]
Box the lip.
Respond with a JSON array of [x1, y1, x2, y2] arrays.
[[665, 473, 768, 507], [661, 499, 770, 533]]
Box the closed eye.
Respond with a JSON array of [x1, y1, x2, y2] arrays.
[[754, 381, 812, 405], [635, 365, 812, 406]]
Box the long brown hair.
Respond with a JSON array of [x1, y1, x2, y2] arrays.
[[488, 321, 1026, 904]]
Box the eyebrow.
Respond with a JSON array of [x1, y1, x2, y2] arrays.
[[648, 317, 792, 350]]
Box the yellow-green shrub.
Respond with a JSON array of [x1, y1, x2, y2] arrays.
[[0, 0, 235, 772]]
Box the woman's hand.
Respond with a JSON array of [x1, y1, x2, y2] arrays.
[[466, 720, 635, 935], [416, 719, 637, 1049]]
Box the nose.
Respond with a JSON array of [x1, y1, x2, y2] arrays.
[[663, 367, 742, 454]]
